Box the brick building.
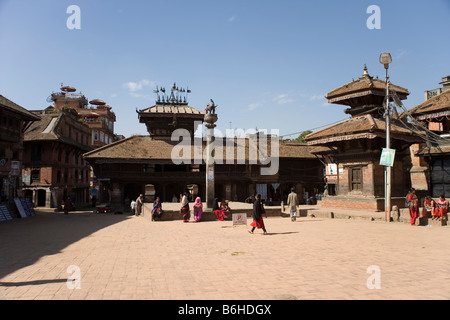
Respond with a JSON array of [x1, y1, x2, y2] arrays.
[[83, 84, 324, 209], [50, 86, 117, 148], [48, 85, 118, 203], [306, 65, 422, 211], [0, 94, 40, 212], [22, 107, 91, 208], [408, 76, 450, 197]]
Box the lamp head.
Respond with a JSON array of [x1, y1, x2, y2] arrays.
[[379, 52, 392, 69]]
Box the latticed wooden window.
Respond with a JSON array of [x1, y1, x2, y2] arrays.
[[351, 167, 362, 191]]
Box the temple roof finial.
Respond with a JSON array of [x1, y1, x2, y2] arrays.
[[363, 64, 369, 77]]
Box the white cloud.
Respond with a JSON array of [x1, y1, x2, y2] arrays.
[[309, 94, 324, 101], [123, 79, 155, 99], [274, 94, 294, 105], [123, 79, 154, 92], [228, 15, 237, 22], [394, 49, 407, 60], [248, 103, 261, 111]]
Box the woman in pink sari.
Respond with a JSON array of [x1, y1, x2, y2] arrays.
[[434, 195, 449, 221], [193, 197, 203, 222]]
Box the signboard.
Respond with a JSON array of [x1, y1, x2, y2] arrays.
[[22, 175, 31, 186], [328, 163, 337, 175], [380, 148, 396, 167], [0, 205, 13, 221], [232, 213, 247, 226], [65, 93, 83, 100], [207, 166, 214, 182], [14, 198, 28, 218], [10, 161, 20, 176], [13, 198, 35, 218]]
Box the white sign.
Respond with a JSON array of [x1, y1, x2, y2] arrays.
[[65, 93, 83, 100], [380, 148, 396, 167], [232, 213, 247, 226], [207, 166, 214, 182], [328, 163, 337, 175], [10, 161, 20, 176]]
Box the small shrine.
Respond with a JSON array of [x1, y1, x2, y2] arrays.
[[306, 65, 422, 211], [137, 83, 205, 140]]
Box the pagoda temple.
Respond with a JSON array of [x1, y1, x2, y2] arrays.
[[306, 65, 422, 211], [83, 83, 325, 210]]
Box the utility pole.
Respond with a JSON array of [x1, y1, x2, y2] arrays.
[[380, 52, 392, 222]]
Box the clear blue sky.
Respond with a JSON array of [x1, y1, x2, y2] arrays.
[[1, 0, 449, 138]]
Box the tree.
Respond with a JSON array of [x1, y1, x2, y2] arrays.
[[294, 130, 313, 143]]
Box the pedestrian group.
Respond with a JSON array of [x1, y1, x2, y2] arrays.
[[406, 188, 448, 225]]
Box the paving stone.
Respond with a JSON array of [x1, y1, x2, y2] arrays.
[[1, 211, 449, 300]]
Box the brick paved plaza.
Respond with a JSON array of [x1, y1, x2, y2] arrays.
[[1, 210, 449, 300]]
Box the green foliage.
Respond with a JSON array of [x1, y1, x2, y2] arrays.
[[294, 130, 313, 143]]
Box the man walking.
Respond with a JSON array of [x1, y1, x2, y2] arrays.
[[287, 187, 299, 222], [135, 194, 144, 216]]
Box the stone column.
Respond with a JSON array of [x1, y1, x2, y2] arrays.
[[204, 102, 218, 209]]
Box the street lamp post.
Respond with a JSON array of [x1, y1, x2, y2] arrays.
[[380, 52, 392, 222]]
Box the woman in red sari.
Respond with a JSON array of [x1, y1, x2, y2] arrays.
[[213, 198, 227, 221], [408, 188, 419, 225], [249, 194, 267, 235]]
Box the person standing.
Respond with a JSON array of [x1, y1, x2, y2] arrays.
[[135, 194, 144, 216], [408, 188, 419, 225], [193, 197, 203, 222], [287, 187, 300, 222], [249, 194, 268, 235], [91, 195, 97, 208], [64, 197, 70, 215], [180, 192, 190, 222]]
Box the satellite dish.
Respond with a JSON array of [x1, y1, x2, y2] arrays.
[[46, 95, 54, 103]]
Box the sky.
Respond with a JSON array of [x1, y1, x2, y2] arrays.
[[0, 0, 449, 139]]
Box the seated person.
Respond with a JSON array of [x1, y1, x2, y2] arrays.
[[151, 197, 164, 221], [213, 198, 227, 221], [422, 196, 435, 218], [220, 200, 231, 213], [434, 195, 449, 221]]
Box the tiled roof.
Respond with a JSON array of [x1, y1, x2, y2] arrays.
[[407, 90, 450, 118], [83, 135, 316, 162], [24, 111, 91, 151], [0, 94, 40, 121], [326, 74, 409, 104], [139, 104, 205, 115], [305, 114, 421, 145]]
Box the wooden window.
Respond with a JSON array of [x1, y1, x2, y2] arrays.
[[31, 169, 40, 183], [31, 144, 42, 162], [350, 167, 362, 191]]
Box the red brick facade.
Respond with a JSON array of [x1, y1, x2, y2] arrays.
[[22, 109, 91, 208]]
